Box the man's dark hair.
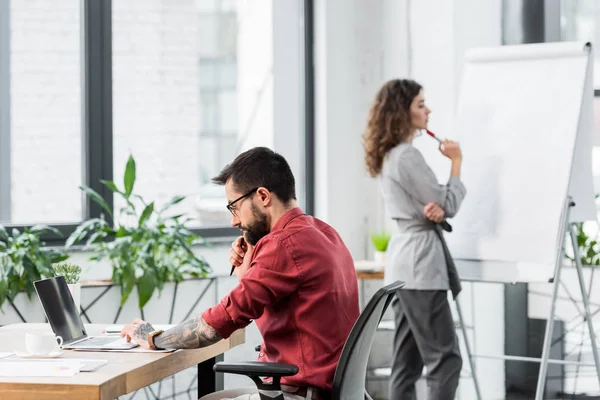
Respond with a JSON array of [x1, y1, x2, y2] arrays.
[[212, 147, 296, 203]]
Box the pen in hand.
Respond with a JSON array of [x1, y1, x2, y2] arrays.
[[230, 237, 246, 276]]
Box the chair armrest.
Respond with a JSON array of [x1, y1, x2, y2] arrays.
[[214, 361, 298, 392], [214, 361, 298, 378]]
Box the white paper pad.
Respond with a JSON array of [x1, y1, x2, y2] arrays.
[[5, 358, 108, 372], [0, 352, 13, 360], [354, 260, 384, 272], [0, 360, 80, 377], [103, 324, 176, 334], [73, 347, 175, 353]]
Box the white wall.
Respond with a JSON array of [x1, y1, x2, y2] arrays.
[[314, 0, 385, 260]]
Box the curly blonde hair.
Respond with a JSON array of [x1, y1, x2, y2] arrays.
[[363, 79, 422, 177]]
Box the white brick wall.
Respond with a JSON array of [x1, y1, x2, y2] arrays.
[[112, 0, 205, 223], [10, 0, 82, 224], [8, 0, 253, 226]]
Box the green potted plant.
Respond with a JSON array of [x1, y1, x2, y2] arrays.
[[0, 225, 68, 312], [52, 262, 83, 310], [66, 154, 211, 309], [370, 231, 391, 265], [569, 222, 600, 266], [567, 195, 600, 267]]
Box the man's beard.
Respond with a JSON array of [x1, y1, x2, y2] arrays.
[[242, 203, 270, 246]]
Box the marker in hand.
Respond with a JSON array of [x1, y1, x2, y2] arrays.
[[426, 129, 443, 145], [230, 237, 246, 276], [425, 129, 453, 233]]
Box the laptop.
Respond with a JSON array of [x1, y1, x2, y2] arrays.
[[34, 276, 138, 350]]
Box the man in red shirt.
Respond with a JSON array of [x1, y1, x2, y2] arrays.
[[121, 147, 360, 399]]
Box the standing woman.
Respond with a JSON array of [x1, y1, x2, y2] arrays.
[[363, 79, 466, 399]]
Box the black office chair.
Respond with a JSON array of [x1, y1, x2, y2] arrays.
[[213, 280, 404, 400]]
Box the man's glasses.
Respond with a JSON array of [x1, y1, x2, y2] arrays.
[[226, 187, 260, 216]]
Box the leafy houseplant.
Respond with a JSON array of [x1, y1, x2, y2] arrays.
[[52, 262, 82, 284], [66, 155, 211, 309], [53, 262, 83, 310], [567, 195, 600, 267], [570, 222, 600, 266], [0, 225, 68, 311], [371, 231, 391, 265]]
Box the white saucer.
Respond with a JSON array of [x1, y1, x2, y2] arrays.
[[15, 351, 63, 359]]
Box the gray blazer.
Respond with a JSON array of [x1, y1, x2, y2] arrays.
[[380, 142, 466, 298]]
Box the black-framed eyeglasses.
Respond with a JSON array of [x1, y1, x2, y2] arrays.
[[226, 187, 260, 216]]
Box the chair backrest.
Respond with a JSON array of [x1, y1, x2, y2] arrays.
[[331, 280, 404, 400]]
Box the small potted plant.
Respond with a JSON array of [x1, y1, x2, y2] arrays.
[[371, 232, 391, 265], [52, 262, 83, 310]]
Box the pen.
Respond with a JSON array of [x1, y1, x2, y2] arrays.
[[426, 129, 443, 144], [230, 237, 245, 276]]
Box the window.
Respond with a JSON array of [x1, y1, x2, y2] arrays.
[[0, 0, 82, 225], [561, 0, 600, 191], [112, 0, 308, 228], [561, 0, 600, 88], [0, 0, 312, 242]]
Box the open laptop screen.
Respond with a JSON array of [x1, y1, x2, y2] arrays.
[[34, 276, 87, 344]]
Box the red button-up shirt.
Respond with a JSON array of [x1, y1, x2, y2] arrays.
[[203, 207, 360, 391]]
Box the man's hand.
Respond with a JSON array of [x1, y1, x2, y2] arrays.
[[120, 318, 155, 350], [229, 236, 246, 268], [424, 202, 445, 223], [233, 243, 254, 280]]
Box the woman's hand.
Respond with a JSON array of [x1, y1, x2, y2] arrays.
[[424, 202, 445, 223], [439, 139, 462, 161]]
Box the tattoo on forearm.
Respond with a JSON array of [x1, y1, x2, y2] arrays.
[[153, 315, 222, 350], [133, 322, 155, 344]]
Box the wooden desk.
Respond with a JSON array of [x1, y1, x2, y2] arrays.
[[356, 270, 384, 280], [355, 260, 384, 280], [0, 324, 245, 400], [355, 261, 385, 309]]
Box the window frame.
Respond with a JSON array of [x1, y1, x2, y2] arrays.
[[0, 0, 315, 246]]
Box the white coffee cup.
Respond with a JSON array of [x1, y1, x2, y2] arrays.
[[25, 332, 63, 356]]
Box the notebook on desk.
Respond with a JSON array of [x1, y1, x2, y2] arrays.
[[103, 324, 176, 334], [34, 276, 138, 351]]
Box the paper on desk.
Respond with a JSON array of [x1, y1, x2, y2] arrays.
[[0, 352, 13, 360], [354, 260, 384, 272], [103, 324, 176, 334], [0, 360, 80, 377], [4, 358, 108, 372], [73, 347, 175, 353]]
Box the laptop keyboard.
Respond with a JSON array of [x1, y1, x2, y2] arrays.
[[80, 336, 126, 347]]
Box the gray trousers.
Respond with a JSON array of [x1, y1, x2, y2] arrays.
[[389, 290, 462, 400]]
